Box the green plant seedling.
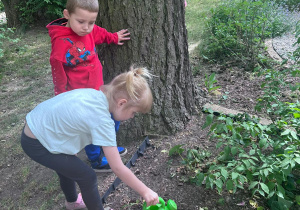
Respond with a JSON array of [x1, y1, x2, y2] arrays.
[[169, 144, 184, 156], [205, 73, 221, 92]]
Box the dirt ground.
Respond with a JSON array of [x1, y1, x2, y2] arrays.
[[0, 29, 298, 210]]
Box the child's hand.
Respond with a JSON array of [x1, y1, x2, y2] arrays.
[[117, 29, 130, 45], [142, 189, 159, 207]]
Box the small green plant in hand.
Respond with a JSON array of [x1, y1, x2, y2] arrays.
[[204, 73, 221, 92]]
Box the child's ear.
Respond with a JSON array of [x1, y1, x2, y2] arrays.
[[63, 9, 70, 19], [118, 99, 127, 107]]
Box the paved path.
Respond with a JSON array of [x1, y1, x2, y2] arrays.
[[0, 12, 6, 24], [273, 32, 299, 62]]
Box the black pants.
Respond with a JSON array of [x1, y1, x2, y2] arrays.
[[21, 129, 104, 210]]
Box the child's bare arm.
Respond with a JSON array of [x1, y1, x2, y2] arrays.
[[116, 29, 130, 45], [103, 146, 159, 206]]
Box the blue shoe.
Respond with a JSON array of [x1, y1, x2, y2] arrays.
[[91, 147, 127, 172], [117, 147, 127, 156], [91, 157, 111, 172]]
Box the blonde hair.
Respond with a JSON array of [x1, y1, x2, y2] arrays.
[[66, 0, 99, 14], [108, 67, 153, 113]]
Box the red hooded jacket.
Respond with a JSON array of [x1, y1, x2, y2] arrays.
[[46, 18, 118, 95]]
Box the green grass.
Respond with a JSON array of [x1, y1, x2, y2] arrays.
[[1, 32, 51, 80], [0, 28, 53, 159], [0, 198, 13, 210], [1, 174, 62, 209], [20, 166, 30, 183], [0, 28, 56, 209], [185, 0, 220, 44]]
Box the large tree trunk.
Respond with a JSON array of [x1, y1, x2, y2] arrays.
[[98, 0, 202, 143], [2, 0, 21, 28]]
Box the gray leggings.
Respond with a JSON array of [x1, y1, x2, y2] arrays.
[[21, 129, 104, 210]]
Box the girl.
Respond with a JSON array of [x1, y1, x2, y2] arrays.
[[21, 67, 159, 210]]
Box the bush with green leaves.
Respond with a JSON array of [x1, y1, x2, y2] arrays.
[[255, 67, 300, 119], [18, 0, 66, 26], [170, 65, 300, 209], [0, 1, 4, 12], [200, 109, 299, 209], [274, 0, 300, 11], [200, 0, 293, 70], [201, 66, 299, 209]]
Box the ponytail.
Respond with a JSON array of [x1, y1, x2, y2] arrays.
[[108, 66, 153, 113], [125, 66, 152, 101]]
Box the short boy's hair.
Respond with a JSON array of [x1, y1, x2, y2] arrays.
[[66, 0, 99, 14]]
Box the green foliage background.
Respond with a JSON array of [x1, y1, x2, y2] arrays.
[[199, 0, 298, 70], [0, 1, 4, 12], [18, 0, 67, 26], [274, 0, 300, 11]]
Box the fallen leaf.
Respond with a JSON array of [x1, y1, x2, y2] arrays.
[[249, 200, 258, 208]]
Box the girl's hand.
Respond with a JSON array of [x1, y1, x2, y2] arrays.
[[116, 29, 130, 45], [103, 147, 158, 206], [142, 189, 159, 207]]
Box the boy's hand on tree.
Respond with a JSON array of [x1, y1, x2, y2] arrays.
[[117, 29, 130, 45]]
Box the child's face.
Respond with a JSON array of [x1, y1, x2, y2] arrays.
[[112, 101, 140, 122], [63, 8, 98, 36]]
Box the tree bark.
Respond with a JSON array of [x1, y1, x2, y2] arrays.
[[98, 0, 202, 143], [2, 0, 21, 28]]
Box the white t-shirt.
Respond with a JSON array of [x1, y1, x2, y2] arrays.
[[26, 89, 116, 155]]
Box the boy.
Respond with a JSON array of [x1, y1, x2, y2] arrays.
[[46, 0, 130, 172]]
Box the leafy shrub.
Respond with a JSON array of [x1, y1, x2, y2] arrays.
[[201, 109, 299, 209], [0, 1, 4, 12], [274, 0, 300, 11], [172, 64, 300, 209], [199, 65, 299, 208], [255, 67, 300, 119], [18, 0, 67, 26], [200, 0, 293, 70]]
